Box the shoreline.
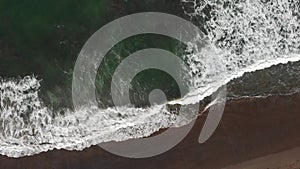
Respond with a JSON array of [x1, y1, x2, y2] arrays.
[[1, 93, 300, 169]]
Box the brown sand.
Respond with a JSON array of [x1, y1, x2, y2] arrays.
[[224, 147, 300, 169], [1, 94, 300, 169]]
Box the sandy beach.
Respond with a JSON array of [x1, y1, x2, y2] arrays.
[[224, 147, 300, 169], [1, 93, 300, 169]]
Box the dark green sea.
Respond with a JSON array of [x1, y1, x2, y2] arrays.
[[0, 0, 300, 158]]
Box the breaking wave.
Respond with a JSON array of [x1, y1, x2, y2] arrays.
[[0, 0, 300, 157]]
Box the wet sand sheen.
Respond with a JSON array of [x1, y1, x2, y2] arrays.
[[223, 147, 300, 169], [1, 93, 300, 169]]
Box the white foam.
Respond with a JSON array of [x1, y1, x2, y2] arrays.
[[0, 0, 300, 157]]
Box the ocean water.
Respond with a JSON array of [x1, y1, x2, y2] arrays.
[[0, 0, 300, 157]]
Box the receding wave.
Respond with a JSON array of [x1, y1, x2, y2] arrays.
[[0, 76, 198, 157]]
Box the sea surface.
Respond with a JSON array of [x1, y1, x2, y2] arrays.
[[0, 0, 299, 157]]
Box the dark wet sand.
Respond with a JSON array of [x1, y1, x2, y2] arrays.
[[1, 94, 300, 169], [224, 147, 300, 169]]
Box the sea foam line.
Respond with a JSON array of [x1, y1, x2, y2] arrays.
[[1, 0, 300, 157]]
